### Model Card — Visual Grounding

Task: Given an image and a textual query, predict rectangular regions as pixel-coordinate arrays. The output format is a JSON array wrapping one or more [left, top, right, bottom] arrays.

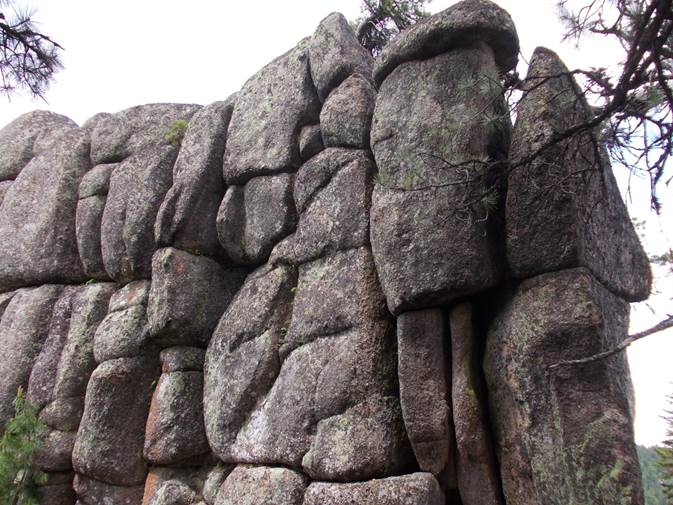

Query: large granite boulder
[[147, 247, 246, 347], [270, 149, 374, 265], [397, 309, 451, 476], [0, 129, 90, 289], [308, 12, 373, 101], [370, 47, 508, 315], [155, 97, 236, 258], [506, 47, 651, 302], [484, 268, 643, 505], [303, 473, 445, 505], [216, 174, 298, 265], [101, 146, 177, 282], [214, 465, 308, 505], [223, 38, 320, 184], [88, 103, 200, 165], [76, 163, 118, 280], [0, 110, 78, 181], [204, 264, 296, 460], [373, 0, 519, 84], [72, 355, 159, 486], [74, 474, 145, 505], [320, 74, 376, 149], [93, 280, 150, 363], [144, 370, 210, 465], [0, 285, 61, 427]]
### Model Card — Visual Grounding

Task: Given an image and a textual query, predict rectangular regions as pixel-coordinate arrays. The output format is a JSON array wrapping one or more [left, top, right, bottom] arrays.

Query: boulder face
[[0, 4, 651, 505]]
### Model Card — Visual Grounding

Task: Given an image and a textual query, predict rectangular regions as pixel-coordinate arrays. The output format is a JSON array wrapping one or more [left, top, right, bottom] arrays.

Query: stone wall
[[0, 1, 651, 504]]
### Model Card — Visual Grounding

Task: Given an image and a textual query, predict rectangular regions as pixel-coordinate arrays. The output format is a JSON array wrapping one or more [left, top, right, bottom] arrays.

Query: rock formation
[[0, 1, 650, 504]]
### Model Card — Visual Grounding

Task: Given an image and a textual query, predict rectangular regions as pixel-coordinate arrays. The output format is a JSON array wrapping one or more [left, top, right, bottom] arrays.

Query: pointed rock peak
[[309, 11, 374, 101], [373, 0, 519, 85]]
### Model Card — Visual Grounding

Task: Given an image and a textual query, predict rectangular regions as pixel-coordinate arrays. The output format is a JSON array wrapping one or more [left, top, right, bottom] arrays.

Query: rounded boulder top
[[373, 0, 519, 85]]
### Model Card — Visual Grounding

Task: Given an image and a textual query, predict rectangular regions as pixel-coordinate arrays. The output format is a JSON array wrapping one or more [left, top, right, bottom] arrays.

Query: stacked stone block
[[0, 1, 651, 504]]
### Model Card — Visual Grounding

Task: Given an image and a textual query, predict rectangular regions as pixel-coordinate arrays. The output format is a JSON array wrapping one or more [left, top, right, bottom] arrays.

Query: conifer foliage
[[0, 387, 47, 505], [657, 392, 673, 502]]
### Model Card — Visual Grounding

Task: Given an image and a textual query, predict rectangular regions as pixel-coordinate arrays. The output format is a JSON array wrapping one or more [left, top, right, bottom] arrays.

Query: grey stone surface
[[449, 302, 503, 505], [0, 129, 90, 290], [109, 280, 150, 312], [309, 12, 374, 101], [93, 303, 148, 363], [0, 110, 78, 181], [160, 346, 205, 373], [302, 396, 413, 481], [72, 356, 159, 486], [215, 465, 308, 505], [217, 173, 297, 265], [320, 74, 376, 149], [506, 47, 651, 302], [303, 473, 445, 505], [142, 466, 211, 505], [281, 247, 388, 356], [223, 38, 320, 184], [292, 148, 371, 214], [204, 264, 296, 460], [270, 150, 374, 265], [147, 247, 247, 347], [371, 183, 503, 316], [144, 371, 210, 465], [79, 163, 117, 198], [155, 98, 236, 258], [0, 180, 11, 205], [76, 196, 109, 280], [0, 290, 15, 318], [397, 308, 450, 476], [101, 146, 177, 282], [370, 47, 508, 315], [40, 397, 84, 432], [203, 465, 234, 505], [89, 103, 200, 165], [0, 285, 61, 428], [148, 480, 196, 505], [51, 283, 116, 400], [74, 474, 145, 505], [27, 287, 80, 411], [36, 482, 77, 505], [32, 429, 76, 472], [299, 124, 324, 161], [373, 0, 519, 84], [484, 268, 643, 505]]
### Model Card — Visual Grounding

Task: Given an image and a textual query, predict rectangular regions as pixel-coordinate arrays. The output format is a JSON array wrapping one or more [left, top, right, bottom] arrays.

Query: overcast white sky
[[1, 0, 671, 446]]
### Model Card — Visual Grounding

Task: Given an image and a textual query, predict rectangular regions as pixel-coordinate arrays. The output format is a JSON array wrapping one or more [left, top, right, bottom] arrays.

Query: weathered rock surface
[[142, 466, 211, 505], [73, 356, 159, 486], [36, 482, 77, 505], [89, 103, 200, 165], [302, 396, 413, 481], [217, 174, 297, 265], [32, 429, 76, 472], [101, 145, 177, 282], [270, 150, 374, 265], [144, 371, 210, 465], [203, 465, 234, 505], [51, 283, 117, 401], [27, 286, 80, 411], [0, 180, 12, 205], [484, 268, 644, 505], [0, 285, 61, 427], [506, 47, 651, 302], [0, 129, 90, 289], [309, 12, 374, 101], [40, 397, 84, 432], [155, 98, 236, 258], [204, 264, 295, 460], [397, 309, 450, 476], [79, 164, 116, 199], [0, 290, 15, 317], [303, 473, 445, 505], [160, 346, 205, 373], [223, 38, 320, 184], [148, 247, 246, 347], [370, 47, 507, 315], [76, 196, 109, 280], [94, 281, 150, 363], [373, 0, 519, 84], [215, 465, 308, 505], [320, 74, 376, 148], [299, 124, 324, 161], [0, 110, 78, 181], [74, 474, 145, 505], [449, 302, 503, 505], [148, 480, 196, 505]]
